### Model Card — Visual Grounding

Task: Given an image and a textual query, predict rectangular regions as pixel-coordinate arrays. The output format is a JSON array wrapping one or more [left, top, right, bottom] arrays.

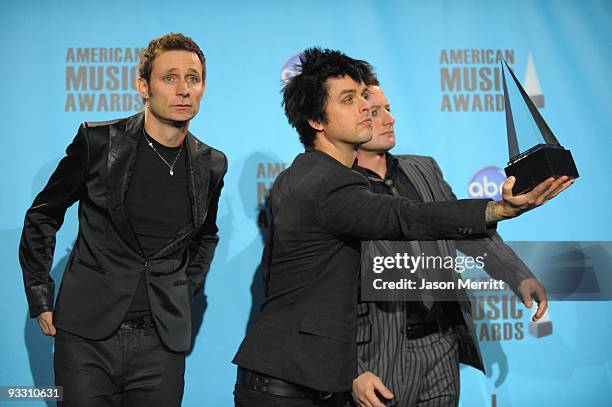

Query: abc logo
[[280, 53, 302, 83], [468, 167, 506, 201]]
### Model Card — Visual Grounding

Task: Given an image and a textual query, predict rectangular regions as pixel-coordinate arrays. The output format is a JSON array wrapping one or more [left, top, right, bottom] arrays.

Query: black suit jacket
[[355, 155, 534, 400], [233, 149, 496, 392], [19, 112, 227, 352]]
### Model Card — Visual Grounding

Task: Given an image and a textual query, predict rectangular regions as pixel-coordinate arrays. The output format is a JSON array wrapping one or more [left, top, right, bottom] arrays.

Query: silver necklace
[[144, 133, 184, 176]]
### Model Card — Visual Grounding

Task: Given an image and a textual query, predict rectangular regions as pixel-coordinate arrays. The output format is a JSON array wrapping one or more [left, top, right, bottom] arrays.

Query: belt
[[237, 368, 333, 401], [119, 316, 155, 330], [401, 319, 452, 340]]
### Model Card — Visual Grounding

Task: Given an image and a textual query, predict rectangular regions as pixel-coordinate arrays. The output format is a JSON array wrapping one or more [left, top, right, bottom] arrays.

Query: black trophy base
[[505, 144, 579, 195]]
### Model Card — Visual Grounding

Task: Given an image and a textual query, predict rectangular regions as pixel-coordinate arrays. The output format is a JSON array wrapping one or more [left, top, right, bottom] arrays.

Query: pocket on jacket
[[356, 302, 370, 317], [298, 314, 354, 344], [75, 259, 108, 275], [356, 322, 372, 344]]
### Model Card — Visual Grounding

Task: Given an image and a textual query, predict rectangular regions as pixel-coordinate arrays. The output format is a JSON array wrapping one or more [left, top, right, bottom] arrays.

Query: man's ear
[[307, 119, 324, 132], [136, 77, 150, 101]]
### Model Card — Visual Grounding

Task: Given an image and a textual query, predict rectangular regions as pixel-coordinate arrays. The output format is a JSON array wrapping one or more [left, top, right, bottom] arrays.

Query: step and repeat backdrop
[[1, 0, 610, 405]]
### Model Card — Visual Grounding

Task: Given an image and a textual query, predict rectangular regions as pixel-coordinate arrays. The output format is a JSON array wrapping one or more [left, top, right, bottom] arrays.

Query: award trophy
[[501, 60, 579, 195], [529, 310, 553, 339]]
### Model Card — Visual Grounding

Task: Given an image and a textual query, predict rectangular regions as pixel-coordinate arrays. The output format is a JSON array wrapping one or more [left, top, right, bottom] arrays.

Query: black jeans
[[54, 326, 185, 407]]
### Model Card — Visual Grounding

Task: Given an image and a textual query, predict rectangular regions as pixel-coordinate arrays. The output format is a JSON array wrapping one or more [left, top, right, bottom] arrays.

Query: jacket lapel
[[106, 113, 144, 255], [397, 155, 466, 292], [396, 156, 432, 202], [185, 133, 212, 227]]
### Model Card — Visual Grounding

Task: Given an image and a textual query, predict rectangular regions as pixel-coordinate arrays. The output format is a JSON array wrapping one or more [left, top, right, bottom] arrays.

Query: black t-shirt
[[123, 131, 192, 315]]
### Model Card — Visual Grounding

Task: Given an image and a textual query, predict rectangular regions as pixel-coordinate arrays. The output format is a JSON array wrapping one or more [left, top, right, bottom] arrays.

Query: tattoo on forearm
[[485, 201, 500, 224]]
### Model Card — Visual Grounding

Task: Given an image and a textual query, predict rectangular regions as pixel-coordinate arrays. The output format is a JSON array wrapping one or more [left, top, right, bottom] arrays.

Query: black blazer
[[355, 155, 534, 400], [19, 112, 227, 352], [233, 149, 496, 392]]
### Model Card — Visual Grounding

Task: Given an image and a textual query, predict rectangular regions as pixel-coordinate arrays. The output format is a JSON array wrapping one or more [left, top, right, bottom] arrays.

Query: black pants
[[54, 326, 185, 407]]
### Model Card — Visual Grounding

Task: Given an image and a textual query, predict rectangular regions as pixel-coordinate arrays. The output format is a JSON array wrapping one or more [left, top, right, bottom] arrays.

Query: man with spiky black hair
[[281, 48, 374, 148], [232, 47, 571, 406]]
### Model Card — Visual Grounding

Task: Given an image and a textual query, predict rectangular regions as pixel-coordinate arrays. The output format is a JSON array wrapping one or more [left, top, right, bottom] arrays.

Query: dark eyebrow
[[163, 67, 200, 75], [338, 89, 357, 97]]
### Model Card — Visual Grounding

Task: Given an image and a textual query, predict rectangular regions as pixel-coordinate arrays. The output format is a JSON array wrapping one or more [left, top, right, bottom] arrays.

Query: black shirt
[[354, 154, 461, 325], [124, 131, 192, 315]]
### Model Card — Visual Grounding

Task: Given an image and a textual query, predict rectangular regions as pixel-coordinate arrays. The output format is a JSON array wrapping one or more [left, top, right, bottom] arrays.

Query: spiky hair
[[282, 47, 374, 147]]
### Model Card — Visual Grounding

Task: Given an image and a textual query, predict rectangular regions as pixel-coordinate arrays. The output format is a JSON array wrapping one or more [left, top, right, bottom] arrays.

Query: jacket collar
[[394, 155, 433, 202]]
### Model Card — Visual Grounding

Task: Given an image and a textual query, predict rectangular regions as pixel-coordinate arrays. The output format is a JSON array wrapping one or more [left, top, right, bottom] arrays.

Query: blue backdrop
[[1, 0, 611, 405]]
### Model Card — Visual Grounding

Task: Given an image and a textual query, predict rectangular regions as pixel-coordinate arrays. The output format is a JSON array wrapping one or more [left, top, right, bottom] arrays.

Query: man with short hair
[[350, 78, 548, 407], [19, 33, 227, 407], [232, 48, 571, 406]]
